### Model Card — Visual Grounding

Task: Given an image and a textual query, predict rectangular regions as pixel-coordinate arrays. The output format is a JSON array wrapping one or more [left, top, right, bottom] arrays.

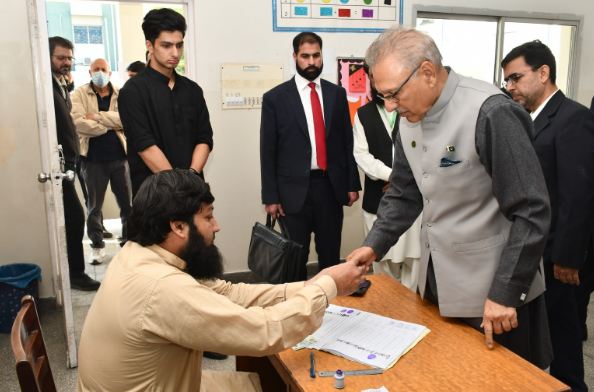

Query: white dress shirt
[[294, 73, 325, 169], [530, 89, 559, 120], [352, 104, 394, 181]]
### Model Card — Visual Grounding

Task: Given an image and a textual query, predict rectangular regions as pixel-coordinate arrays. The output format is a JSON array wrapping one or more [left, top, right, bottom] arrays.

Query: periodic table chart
[[273, 0, 403, 32]]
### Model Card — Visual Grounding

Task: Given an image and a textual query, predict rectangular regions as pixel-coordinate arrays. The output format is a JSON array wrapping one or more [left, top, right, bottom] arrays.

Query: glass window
[[416, 11, 578, 96], [417, 17, 497, 83], [88, 26, 103, 44], [502, 22, 575, 93], [73, 25, 88, 44]]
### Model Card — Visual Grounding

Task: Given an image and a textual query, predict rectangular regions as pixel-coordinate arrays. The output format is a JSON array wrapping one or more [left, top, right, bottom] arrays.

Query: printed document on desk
[[296, 304, 430, 369]]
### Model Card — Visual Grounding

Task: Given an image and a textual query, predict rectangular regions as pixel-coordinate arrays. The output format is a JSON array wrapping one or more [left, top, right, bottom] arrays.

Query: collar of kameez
[[147, 244, 187, 271]]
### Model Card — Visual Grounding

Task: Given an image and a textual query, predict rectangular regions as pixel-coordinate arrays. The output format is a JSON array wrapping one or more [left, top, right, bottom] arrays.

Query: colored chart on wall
[[273, 0, 403, 32], [337, 57, 371, 125]]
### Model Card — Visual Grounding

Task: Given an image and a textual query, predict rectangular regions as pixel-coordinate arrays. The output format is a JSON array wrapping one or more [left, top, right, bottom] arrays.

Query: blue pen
[[309, 351, 316, 378]]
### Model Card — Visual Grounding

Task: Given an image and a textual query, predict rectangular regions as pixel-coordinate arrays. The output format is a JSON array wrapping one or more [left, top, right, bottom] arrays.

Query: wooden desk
[[237, 274, 568, 391]]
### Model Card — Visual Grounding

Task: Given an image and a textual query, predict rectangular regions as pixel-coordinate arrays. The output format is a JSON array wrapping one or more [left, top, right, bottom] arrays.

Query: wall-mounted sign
[[221, 64, 284, 110]]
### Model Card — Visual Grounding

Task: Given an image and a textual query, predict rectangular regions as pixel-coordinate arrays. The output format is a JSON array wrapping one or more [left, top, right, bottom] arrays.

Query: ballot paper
[[295, 304, 430, 370]]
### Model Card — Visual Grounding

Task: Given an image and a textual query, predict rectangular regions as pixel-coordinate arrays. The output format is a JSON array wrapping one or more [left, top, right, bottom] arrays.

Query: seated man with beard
[[77, 169, 366, 392]]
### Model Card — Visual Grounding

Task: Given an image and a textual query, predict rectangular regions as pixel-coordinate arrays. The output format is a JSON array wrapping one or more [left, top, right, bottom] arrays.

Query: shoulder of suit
[[320, 78, 342, 91], [545, 91, 591, 119]]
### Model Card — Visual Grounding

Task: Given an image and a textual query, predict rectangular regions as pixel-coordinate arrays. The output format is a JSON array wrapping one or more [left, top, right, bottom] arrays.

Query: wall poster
[[337, 57, 371, 125], [273, 0, 403, 33]]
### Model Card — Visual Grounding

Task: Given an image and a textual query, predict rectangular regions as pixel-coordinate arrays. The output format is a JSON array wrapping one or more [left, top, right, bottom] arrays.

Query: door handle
[[37, 170, 75, 183]]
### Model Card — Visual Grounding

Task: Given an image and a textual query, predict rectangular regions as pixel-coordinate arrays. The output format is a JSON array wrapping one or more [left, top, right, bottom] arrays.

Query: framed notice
[[337, 57, 371, 125], [273, 0, 404, 33], [221, 64, 284, 110]]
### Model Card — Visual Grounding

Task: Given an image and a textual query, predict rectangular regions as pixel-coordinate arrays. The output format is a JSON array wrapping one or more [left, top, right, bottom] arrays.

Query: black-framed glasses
[[52, 55, 75, 62], [376, 63, 422, 103], [502, 72, 525, 88]]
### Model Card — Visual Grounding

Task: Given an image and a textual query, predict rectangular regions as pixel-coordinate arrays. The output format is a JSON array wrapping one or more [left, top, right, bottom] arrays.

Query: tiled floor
[[1, 219, 594, 390]]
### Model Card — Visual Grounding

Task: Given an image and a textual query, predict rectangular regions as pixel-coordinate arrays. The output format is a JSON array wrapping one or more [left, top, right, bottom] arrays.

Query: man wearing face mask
[[260, 32, 361, 281], [71, 58, 132, 264]]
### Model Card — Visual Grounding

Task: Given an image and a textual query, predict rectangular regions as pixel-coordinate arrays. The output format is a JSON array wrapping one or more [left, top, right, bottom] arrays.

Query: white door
[[28, 0, 78, 368]]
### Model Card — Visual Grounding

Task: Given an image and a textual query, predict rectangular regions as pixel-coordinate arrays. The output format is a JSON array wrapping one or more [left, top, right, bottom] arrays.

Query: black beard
[[296, 62, 323, 81], [180, 223, 224, 280]]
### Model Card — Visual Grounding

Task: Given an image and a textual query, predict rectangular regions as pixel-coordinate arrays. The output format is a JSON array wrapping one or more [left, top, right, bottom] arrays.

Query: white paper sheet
[[296, 304, 430, 369]]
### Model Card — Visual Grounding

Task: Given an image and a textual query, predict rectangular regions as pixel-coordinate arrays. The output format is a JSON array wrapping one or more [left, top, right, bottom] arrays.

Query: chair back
[[10, 295, 56, 392]]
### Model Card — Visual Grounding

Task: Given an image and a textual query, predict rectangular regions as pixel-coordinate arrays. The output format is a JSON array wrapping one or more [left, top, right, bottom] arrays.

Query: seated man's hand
[[311, 261, 368, 296], [346, 246, 377, 267], [265, 203, 285, 218], [480, 299, 518, 350]]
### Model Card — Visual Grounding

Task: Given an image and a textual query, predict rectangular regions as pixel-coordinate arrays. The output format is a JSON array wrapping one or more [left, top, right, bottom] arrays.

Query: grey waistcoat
[[399, 70, 545, 317]]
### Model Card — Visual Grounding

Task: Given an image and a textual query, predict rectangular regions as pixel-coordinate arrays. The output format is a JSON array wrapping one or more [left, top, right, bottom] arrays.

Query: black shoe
[[102, 229, 114, 239], [203, 351, 228, 360], [70, 273, 100, 291]]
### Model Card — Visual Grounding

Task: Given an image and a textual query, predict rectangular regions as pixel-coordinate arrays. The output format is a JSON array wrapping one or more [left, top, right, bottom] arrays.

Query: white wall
[[187, 0, 594, 273]]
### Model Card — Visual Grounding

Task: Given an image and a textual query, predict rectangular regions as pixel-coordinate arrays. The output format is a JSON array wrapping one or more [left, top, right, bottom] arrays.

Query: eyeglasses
[[502, 72, 525, 88], [53, 55, 75, 62], [376, 63, 422, 103]]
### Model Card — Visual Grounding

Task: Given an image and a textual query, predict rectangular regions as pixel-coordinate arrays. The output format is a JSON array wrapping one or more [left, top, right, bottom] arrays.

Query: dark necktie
[[308, 82, 327, 170]]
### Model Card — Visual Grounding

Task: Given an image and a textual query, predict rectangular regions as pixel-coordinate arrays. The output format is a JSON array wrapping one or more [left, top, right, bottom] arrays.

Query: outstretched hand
[[310, 259, 369, 296], [346, 246, 377, 267]]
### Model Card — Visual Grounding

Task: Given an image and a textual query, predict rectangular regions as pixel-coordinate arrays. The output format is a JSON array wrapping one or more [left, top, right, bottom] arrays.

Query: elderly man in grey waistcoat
[[348, 27, 553, 369]]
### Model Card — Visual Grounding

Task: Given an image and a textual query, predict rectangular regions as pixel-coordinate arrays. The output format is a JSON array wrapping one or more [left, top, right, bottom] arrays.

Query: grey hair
[[366, 26, 443, 72]]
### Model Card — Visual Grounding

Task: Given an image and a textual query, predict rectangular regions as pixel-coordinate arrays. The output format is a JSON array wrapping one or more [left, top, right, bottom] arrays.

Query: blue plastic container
[[0, 263, 42, 333]]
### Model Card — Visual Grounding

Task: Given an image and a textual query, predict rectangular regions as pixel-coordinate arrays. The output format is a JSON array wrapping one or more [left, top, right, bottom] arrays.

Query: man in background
[[348, 27, 552, 369], [77, 169, 367, 391], [502, 40, 594, 391], [49, 36, 100, 291], [71, 58, 132, 264], [126, 60, 146, 78], [352, 66, 421, 291], [119, 8, 213, 196], [260, 32, 361, 280]]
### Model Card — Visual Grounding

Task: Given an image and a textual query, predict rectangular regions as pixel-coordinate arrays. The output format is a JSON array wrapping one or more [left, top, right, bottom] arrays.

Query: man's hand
[[346, 246, 377, 267], [265, 203, 285, 218], [347, 191, 359, 207], [480, 299, 518, 349], [310, 260, 368, 296], [85, 112, 101, 121], [382, 182, 390, 193], [553, 264, 580, 285]]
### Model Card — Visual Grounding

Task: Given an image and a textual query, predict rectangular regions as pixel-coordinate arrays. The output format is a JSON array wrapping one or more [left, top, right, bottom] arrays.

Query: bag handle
[[266, 214, 292, 240]]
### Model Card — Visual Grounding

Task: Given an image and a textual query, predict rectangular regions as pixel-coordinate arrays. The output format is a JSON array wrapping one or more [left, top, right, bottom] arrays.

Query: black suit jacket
[[532, 90, 594, 268], [260, 77, 361, 214], [52, 77, 79, 169]]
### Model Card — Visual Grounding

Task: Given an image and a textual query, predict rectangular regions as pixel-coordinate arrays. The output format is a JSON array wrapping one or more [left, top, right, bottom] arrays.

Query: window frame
[[412, 6, 582, 98]]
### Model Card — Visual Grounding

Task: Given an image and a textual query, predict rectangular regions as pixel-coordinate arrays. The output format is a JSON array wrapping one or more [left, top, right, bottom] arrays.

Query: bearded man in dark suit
[[260, 32, 361, 281]]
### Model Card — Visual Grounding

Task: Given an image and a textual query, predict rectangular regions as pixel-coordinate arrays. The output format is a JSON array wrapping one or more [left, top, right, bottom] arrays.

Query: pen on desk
[[309, 351, 316, 378]]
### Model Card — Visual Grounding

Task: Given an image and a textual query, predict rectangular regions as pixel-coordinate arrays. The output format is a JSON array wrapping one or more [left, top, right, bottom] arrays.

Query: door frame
[[26, 0, 78, 368]]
